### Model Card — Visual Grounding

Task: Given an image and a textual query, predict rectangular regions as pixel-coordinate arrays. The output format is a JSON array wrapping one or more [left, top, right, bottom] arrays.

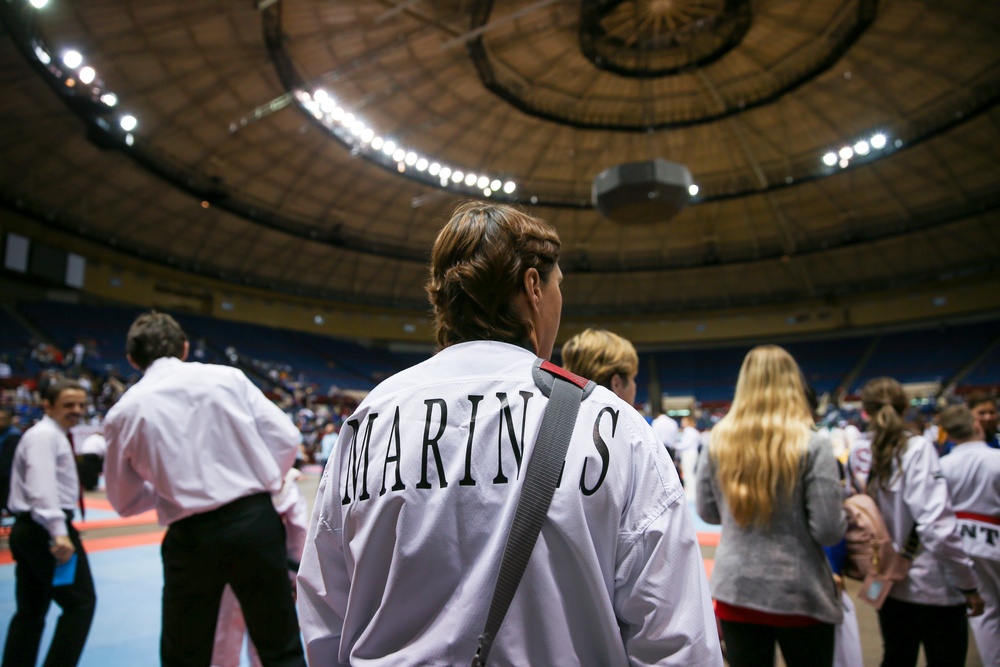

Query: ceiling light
[[854, 141, 870, 155], [838, 146, 853, 160], [490, 179, 501, 191], [100, 92, 118, 107], [483, 188, 492, 197], [361, 129, 374, 143], [428, 163, 441, 176], [688, 184, 699, 196], [452, 171, 464, 183], [78, 66, 96, 84], [120, 115, 137, 132], [503, 181, 515, 194], [331, 107, 345, 121], [382, 140, 395, 155], [475, 176, 488, 189], [342, 113, 355, 126], [34, 46, 51, 64], [371, 136, 384, 150], [392, 148, 405, 162], [404, 151, 417, 166], [870, 133, 887, 149], [439, 167, 451, 179], [124, 133, 134, 146], [350, 120, 364, 135], [822, 152, 838, 166], [464, 173, 477, 187], [839, 158, 849, 168], [320, 98, 336, 114], [62, 50, 83, 69], [415, 158, 428, 171], [313, 89, 329, 102], [29, 0, 49, 8]]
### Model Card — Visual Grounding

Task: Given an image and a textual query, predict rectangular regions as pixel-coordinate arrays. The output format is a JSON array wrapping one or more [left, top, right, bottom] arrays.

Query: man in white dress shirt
[[3, 379, 95, 667], [297, 202, 721, 666], [103, 312, 306, 667], [939, 404, 1000, 665]]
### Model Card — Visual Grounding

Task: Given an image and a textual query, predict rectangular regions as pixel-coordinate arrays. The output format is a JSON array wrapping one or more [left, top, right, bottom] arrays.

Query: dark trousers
[[2, 513, 96, 667], [160, 492, 306, 667], [877, 596, 968, 667], [720, 619, 835, 667]]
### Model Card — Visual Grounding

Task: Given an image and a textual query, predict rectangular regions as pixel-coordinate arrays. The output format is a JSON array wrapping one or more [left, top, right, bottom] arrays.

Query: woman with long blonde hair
[[696, 345, 845, 666], [849, 377, 983, 667]]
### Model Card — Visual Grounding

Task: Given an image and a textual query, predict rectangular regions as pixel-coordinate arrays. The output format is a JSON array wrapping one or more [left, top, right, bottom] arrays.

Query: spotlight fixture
[[838, 146, 853, 160], [854, 140, 870, 155], [688, 184, 700, 196], [78, 66, 96, 84], [62, 50, 83, 69], [100, 92, 118, 107], [870, 133, 887, 149], [120, 115, 137, 131], [822, 152, 838, 166]]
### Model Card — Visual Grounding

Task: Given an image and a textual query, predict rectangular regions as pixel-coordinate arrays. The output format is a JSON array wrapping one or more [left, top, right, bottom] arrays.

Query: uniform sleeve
[[22, 430, 70, 537], [103, 412, 157, 517], [296, 467, 351, 667], [695, 444, 721, 525], [902, 440, 979, 592], [614, 426, 723, 667], [803, 436, 847, 547], [242, 374, 300, 474]]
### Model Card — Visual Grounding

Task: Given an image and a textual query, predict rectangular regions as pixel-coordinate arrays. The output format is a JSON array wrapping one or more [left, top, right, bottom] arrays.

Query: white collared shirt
[[297, 341, 721, 667], [103, 356, 300, 526], [8, 415, 80, 537]]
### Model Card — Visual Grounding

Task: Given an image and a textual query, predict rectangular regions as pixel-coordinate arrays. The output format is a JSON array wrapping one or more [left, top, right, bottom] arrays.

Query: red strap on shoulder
[[539, 360, 590, 390]]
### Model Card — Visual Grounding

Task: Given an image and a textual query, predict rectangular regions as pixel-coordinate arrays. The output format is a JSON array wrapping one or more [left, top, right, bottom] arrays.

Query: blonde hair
[[560, 329, 638, 390], [860, 377, 909, 491], [710, 345, 813, 527]]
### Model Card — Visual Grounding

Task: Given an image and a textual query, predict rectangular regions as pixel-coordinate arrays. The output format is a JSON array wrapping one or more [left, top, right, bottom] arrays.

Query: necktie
[[67, 432, 86, 520]]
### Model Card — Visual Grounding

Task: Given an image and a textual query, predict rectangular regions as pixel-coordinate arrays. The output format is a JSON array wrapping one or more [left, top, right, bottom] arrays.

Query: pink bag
[[842, 493, 911, 582]]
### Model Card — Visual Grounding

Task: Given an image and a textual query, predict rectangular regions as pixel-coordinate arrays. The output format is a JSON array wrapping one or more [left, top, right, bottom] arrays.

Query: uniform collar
[[142, 355, 184, 377]]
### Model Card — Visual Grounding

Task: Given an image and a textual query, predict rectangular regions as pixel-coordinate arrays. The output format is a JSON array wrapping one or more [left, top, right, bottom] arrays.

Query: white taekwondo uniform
[[940, 441, 1000, 666], [297, 341, 721, 667], [848, 434, 979, 605]]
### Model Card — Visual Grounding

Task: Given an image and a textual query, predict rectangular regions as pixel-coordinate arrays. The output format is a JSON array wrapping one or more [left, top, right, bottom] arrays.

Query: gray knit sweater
[[696, 431, 847, 624]]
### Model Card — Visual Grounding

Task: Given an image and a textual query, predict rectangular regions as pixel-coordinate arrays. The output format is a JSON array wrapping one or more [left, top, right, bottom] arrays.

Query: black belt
[[15, 510, 75, 521]]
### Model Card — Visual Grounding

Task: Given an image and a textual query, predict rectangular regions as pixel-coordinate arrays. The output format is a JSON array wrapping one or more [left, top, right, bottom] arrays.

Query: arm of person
[[694, 444, 720, 525], [296, 469, 351, 667], [103, 416, 157, 517], [615, 430, 723, 667], [803, 434, 848, 547], [901, 438, 979, 593], [243, 375, 300, 474], [22, 430, 72, 539], [615, 484, 723, 666]]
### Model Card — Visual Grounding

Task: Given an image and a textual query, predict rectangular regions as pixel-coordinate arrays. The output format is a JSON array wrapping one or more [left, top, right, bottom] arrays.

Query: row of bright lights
[[300, 89, 516, 197], [28, 1, 137, 137], [822, 133, 888, 169]]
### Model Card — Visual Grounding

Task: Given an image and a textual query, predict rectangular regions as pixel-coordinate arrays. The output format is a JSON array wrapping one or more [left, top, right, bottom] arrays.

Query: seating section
[[852, 321, 1000, 390], [5, 301, 998, 404]]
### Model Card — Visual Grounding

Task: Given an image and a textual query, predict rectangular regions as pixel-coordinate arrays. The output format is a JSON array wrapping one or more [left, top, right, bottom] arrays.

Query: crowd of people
[[0, 201, 997, 666]]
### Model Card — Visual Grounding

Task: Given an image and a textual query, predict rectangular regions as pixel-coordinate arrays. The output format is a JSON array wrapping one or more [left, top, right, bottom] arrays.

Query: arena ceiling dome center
[[0, 0, 998, 320]]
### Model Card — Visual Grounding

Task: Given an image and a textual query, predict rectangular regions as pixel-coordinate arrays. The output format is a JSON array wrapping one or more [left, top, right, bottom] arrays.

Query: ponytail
[[861, 377, 910, 491]]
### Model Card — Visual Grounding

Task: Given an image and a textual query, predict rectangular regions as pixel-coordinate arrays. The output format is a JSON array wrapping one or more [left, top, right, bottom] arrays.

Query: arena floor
[[0, 469, 983, 666]]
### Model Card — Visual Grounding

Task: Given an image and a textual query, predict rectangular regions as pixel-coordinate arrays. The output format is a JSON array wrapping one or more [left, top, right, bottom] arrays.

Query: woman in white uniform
[[850, 377, 984, 667]]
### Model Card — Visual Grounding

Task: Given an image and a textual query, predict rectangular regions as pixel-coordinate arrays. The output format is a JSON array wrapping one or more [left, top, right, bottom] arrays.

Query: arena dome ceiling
[[0, 0, 998, 318]]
